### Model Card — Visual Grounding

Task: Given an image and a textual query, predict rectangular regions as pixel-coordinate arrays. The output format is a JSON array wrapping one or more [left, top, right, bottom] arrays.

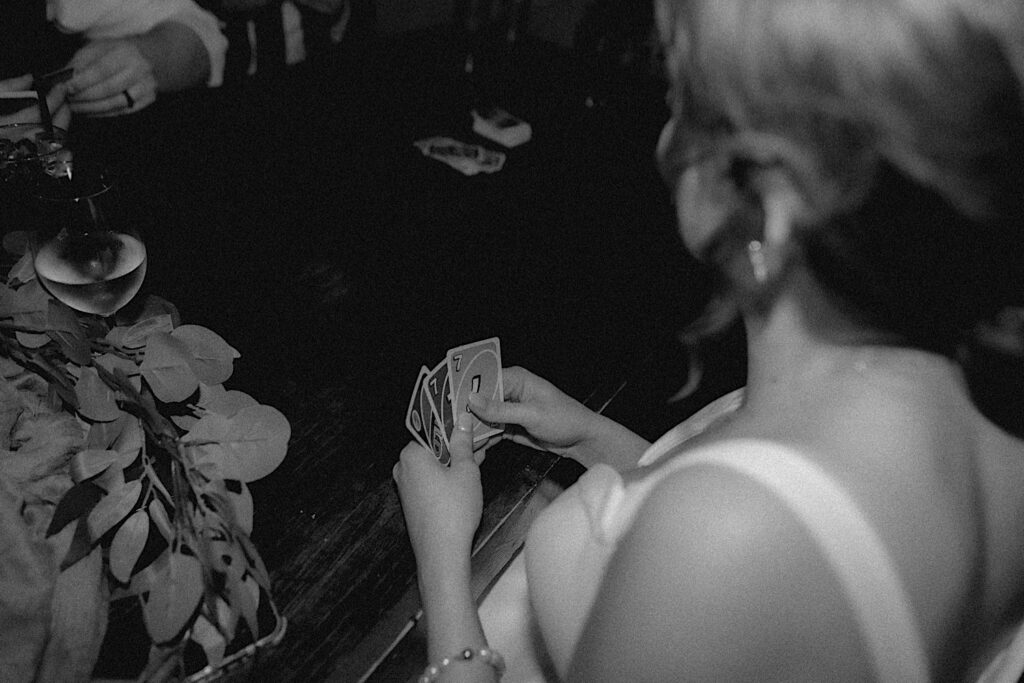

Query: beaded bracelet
[[418, 646, 506, 682]]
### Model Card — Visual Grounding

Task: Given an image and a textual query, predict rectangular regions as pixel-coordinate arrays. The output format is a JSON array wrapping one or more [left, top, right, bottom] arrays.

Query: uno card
[[405, 366, 432, 451], [471, 108, 532, 148], [426, 402, 451, 466], [425, 359, 455, 463], [446, 337, 503, 444]]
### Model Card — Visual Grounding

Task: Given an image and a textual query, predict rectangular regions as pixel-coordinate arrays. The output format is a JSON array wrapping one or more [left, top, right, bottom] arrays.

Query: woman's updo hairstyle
[[659, 0, 1024, 432]]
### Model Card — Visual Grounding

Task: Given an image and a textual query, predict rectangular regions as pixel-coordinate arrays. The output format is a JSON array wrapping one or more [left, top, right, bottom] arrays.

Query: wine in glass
[[31, 164, 147, 317]]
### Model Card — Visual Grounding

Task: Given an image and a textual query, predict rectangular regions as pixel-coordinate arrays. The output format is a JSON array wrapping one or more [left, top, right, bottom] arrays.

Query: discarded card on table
[[471, 107, 532, 148], [405, 337, 504, 464], [413, 136, 506, 176]]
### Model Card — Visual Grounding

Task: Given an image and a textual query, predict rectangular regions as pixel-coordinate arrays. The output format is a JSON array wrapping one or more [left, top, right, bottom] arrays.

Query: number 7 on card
[[446, 337, 504, 444]]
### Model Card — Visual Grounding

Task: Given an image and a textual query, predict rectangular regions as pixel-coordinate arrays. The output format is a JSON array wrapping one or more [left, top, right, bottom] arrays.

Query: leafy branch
[[0, 240, 290, 680]]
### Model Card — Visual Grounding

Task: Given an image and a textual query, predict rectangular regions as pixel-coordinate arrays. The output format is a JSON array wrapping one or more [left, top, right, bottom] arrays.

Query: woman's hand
[[394, 413, 483, 569], [469, 366, 651, 470], [66, 38, 158, 117], [468, 366, 600, 456], [0, 75, 71, 130]]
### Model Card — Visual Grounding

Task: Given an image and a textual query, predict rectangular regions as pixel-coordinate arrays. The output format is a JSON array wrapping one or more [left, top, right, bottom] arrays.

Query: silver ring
[[123, 90, 135, 109]]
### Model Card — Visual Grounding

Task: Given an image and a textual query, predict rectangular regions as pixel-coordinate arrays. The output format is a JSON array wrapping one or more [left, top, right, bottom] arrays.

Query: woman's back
[[682, 346, 1024, 680]]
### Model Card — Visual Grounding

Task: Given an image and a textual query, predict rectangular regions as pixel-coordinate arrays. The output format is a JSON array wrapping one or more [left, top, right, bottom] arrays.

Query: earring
[[747, 239, 768, 283]]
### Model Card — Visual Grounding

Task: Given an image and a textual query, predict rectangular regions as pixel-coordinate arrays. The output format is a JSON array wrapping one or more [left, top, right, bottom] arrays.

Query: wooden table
[[67, 26, 745, 682]]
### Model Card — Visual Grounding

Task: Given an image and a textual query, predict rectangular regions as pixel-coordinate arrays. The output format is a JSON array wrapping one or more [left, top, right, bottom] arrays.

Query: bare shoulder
[[568, 462, 872, 681]]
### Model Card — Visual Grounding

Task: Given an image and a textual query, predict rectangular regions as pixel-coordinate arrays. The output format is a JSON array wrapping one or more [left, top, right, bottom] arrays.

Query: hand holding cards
[[406, 337, 504, 465]]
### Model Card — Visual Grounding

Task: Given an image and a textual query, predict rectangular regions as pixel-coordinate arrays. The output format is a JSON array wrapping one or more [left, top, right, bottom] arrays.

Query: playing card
[[425, 359, 455, 464], [426, 403, 451, 466], [405, 366, 432, 451], [413, 136, 506, 175], [446, 337, 503, 444], [471, 108, 532, 148]]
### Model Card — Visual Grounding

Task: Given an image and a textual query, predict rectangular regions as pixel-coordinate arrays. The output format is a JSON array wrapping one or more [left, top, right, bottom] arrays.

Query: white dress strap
[[679, 442, 931, 683]]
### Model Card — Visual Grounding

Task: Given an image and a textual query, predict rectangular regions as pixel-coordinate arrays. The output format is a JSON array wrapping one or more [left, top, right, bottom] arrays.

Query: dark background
[[8, 2, 749, 679]]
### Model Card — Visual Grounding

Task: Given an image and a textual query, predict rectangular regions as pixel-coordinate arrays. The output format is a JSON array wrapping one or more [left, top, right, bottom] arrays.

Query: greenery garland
[[0, 231, 289, 681]]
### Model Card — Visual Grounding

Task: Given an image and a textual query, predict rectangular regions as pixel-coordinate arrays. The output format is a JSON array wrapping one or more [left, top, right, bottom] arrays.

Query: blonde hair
[[659, 0, 1024, 347]]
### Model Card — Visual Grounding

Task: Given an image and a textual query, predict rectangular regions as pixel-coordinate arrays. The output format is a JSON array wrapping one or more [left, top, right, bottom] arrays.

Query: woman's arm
[[567, 464, 866, 681], [468, 367, 651, 472], [394, 416, 503, 682]]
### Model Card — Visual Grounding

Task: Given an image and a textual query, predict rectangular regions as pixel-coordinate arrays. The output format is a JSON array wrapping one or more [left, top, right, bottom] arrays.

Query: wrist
[[417, 552, 471, 599], [135, 22, 210, 92], [567, 415, 649, 471]]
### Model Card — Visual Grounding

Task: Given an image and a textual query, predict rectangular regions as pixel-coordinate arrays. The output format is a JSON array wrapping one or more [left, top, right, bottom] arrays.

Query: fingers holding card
[[447, 338, 503, 445], [405, 337, 505, 466]]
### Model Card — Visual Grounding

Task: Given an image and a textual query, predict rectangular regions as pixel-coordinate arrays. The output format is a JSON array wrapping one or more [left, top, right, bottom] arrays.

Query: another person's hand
[[66, 38, 158, 117], [394, 413, 483, 568], [468, 366, 600, 456], [0, 75, 71, 130]]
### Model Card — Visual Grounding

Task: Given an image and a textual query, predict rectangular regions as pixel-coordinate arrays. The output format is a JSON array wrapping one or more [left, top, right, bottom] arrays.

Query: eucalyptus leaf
[[172, 325, 240, 386], [6, 252, 36, 285], [48, 330, 92, 366], [197, 522, 246, 586], [171, 414, 198, 431], [70, 449, 120, 483], [0, 281, 15, 309], [46, 300, 91, 365], [142, 550, 203, 644], [75, 367, 122, 422], [140, 332, 199, 403], [94, 352, 140, 385], [124, 295, 181, 329], [10, 279, 49, 327], [213, 596, 238, 643], [60, 517, 94, 570], [45, 298, 82, 334], [148, 498, 174, 541], [87, 479, 142, 541], [86, 414, 127, 449], [225, 572, 260, 641], [197, 384, 258, 418], [190, 614, 226, 667], [126, 547, 168, 598], [184, 405, 290, 483], [16, 330, 50, 348], [103, 326, 128, 347], [109, 509, 150, 583], [112, 416, 144, 467], [93, 464, 125, 494], [223, 481, 253, 535], [237, 532, 271, 591], [47, 481, 104, 537], [123, 314, 175, 349]]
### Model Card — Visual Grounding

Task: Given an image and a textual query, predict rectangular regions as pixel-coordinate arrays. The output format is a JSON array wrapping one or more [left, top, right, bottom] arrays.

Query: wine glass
[[30, 162, 147, 317]]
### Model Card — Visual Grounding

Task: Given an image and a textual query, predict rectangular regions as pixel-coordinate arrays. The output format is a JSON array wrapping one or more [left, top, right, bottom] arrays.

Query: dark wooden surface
[[49, 24, 746, 683]]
